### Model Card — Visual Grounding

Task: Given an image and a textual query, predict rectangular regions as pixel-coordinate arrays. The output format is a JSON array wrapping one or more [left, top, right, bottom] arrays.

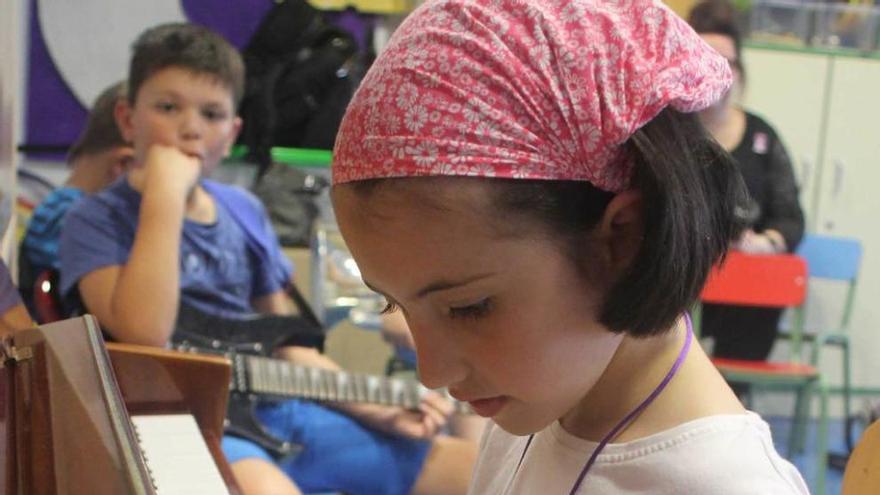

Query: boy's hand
[[348, 391, 453, 441], [128, 144, 202, 195], [275, 346, 453, 440]]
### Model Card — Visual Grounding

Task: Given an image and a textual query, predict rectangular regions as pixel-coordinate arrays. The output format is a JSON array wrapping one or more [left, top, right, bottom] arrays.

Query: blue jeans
[[222, 400, 431, 495]]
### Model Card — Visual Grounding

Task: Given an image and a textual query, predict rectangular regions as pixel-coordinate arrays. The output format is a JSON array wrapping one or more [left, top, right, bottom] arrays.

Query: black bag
[[237, 0, 360, 174], [252, 164, 329, 247]]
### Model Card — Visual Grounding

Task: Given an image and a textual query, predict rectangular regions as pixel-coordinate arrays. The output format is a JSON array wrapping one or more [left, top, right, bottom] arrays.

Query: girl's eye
[[380, 300, 399, 314], [449, 298, 492, 320]]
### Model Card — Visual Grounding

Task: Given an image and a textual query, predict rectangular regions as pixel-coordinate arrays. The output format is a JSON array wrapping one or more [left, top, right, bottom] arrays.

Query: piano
[[0, 316, 242, 494]]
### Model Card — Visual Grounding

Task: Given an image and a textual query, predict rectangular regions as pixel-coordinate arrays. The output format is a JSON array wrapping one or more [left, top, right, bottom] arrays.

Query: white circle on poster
[[37, 0, 186, 107]]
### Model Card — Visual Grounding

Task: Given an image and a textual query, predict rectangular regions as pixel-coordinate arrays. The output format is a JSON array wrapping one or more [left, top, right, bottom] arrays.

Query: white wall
[[0, 0, 26, 268]]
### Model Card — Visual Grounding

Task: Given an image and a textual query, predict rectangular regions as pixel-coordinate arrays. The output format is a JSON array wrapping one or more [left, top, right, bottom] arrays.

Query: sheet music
[[131, 414, 228, 495]]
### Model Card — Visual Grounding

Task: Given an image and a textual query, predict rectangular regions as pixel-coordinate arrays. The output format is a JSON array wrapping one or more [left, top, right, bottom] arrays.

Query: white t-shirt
[[468, 412, 809, 494]]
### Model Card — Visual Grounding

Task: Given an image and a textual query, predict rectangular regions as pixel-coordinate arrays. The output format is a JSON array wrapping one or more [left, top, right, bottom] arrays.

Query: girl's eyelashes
[[381, 300, 399, 314], [381, 298, 493, 320], [449, 298, 492, 320]]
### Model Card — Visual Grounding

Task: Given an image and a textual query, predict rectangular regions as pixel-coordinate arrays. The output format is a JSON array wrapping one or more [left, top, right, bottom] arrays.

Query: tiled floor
[[766, 416, 851, 495]]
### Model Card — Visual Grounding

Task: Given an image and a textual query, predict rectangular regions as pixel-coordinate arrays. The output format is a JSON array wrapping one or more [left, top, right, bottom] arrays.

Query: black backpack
[[237, 0, 361, 175]]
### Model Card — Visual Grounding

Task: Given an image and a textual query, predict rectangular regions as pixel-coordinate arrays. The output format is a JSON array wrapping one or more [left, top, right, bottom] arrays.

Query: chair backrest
[[796, 234, 862, 282], [701, 252, 808, 308], [842, 420, 880, 494], [796, 234, 862, 331]]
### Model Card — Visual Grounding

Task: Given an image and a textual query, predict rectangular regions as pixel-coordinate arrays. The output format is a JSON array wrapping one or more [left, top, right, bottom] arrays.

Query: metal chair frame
[[694, 251, 829, 494]]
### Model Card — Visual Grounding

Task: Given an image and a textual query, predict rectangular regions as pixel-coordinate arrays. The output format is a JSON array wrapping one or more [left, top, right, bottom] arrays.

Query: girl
[[331, 0, 810, 493]]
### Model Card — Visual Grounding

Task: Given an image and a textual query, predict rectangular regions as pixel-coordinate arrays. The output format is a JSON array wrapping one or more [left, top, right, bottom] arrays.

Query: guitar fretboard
[[236, 355, 470, 414]]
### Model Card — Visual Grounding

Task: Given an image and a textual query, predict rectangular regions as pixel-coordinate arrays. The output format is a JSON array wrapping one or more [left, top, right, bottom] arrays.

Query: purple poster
[[25, 0, 274, 153]]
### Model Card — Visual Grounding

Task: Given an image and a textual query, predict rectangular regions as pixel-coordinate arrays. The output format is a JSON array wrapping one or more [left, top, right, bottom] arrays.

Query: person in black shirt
[[689, 0, 806, 367]]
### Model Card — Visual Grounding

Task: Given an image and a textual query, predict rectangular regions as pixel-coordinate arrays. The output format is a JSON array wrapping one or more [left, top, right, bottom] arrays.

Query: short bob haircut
[[347, 108, 748, 337], [127, 23, 245, 107]]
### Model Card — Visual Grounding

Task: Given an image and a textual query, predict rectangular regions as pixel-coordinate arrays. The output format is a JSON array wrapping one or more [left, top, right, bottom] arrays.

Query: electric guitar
[[173, 301, 469, 459]]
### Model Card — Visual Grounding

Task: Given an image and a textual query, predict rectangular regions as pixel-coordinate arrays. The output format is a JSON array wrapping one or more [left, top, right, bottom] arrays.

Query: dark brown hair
[[128, 23, 245, 106], [68, 81, 128, 163], [347, 109, 748, 337]]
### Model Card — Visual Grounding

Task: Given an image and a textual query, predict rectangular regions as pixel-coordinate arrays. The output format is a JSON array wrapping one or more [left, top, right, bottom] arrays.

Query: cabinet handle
[[832, 160, 845, 200], [800, 156, 812, 190]]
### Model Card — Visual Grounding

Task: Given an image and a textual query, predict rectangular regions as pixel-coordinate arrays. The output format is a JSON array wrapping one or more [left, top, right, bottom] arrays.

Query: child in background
[[59, 22, 474, 495], [331, 0, 809, 493], [19, 81, 133, 315], [690, 0, 806, 368]]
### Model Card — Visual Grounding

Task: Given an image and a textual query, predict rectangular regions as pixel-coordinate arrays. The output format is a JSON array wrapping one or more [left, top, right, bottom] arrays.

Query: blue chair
[[793, 234, 863, 458]]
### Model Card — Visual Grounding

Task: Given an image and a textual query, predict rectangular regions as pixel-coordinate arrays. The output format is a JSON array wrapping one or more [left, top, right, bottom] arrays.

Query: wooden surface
[[106, 342, 241, 495], [842, 420, 880, 494]]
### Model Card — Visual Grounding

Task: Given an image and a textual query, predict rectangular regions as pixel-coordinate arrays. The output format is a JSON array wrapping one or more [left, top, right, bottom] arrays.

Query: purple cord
[[510, 313, 694, 495]]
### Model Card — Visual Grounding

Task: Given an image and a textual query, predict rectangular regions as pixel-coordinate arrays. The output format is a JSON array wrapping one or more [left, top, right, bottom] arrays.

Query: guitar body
[[174, 303, 325, 355], [172, 302, 325, 458], [224, 393, 302, 459]]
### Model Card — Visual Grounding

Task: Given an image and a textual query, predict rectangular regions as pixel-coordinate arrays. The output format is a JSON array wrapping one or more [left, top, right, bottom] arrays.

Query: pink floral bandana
[[332, 0, 732, 192]]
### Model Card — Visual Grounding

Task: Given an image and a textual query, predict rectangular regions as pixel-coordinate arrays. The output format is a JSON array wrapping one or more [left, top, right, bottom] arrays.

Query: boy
[[59, 23, 475, 495], [19, 81, 133, 315]]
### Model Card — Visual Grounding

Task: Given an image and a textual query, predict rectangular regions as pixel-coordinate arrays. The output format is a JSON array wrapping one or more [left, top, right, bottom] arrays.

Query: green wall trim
[[229, 146, 332, 168], [745, 40, 880, 61], [754, 383, 880, 397]]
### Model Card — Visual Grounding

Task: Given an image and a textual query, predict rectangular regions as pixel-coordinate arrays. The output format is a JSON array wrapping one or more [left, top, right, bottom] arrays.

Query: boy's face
[[116, 66, 241, 175]]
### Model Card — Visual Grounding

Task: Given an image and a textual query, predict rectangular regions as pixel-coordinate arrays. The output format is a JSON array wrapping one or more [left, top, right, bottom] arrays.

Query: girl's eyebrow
[[364, 273, 495, 300]]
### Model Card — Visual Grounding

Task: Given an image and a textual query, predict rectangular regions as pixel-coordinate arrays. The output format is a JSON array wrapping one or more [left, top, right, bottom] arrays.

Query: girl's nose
[[409, 318, 468, 390]]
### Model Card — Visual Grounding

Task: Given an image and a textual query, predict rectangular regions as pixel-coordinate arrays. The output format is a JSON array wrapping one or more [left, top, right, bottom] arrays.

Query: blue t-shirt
[[59, 178, 292, 318], [0, 260, 23, 315], [22, 187, 85, 274]]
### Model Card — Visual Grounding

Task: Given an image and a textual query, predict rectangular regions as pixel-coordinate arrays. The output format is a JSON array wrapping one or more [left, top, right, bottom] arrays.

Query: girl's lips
[[467, 396, 509, 418]]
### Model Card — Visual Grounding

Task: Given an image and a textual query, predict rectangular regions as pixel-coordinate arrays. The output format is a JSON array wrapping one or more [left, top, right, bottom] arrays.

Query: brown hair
[[128, 23, 245, 106], [68, 81, 128, 163], [348, 109, 748, 336]]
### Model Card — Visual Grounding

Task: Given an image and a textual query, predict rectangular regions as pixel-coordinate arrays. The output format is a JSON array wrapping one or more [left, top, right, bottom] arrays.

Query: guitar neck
[[237, 355, 470, 414]]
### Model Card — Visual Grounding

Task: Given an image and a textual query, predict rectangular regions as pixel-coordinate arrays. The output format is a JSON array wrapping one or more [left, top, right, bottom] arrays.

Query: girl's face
[[333, 180, 624, 435]]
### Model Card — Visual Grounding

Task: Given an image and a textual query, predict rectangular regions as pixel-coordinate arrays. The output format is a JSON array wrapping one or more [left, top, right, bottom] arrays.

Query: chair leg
[[813, 382, 829, 495], [789, 383, 811, 456], [841, 340, 853, 451]]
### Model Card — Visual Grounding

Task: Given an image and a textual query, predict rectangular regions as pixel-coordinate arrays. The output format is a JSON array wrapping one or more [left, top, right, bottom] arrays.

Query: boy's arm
[[1, 304, 34, 335], [252, 290, 295, 315], [0, 260, 33, 334], [78, 146, 200, 347]]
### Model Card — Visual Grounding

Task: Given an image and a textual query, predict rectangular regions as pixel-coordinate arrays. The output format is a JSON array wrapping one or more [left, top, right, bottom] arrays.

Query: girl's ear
[[595, 190, 645, 275], [114, 99, 135, 143]]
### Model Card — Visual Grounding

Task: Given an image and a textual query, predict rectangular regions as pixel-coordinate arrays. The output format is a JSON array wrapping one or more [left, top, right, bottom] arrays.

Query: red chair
[[32, 270, 64, 324], [696, 252, 828, 493]]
